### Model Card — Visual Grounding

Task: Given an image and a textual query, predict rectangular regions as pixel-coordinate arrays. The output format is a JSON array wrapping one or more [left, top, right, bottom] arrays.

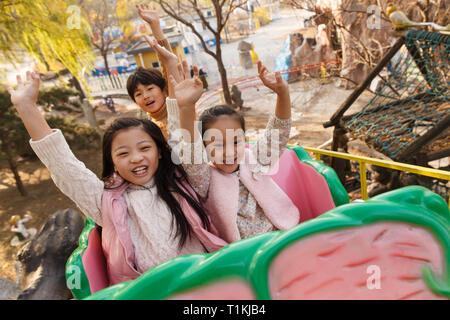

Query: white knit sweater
[[30, 129, 206, 274]]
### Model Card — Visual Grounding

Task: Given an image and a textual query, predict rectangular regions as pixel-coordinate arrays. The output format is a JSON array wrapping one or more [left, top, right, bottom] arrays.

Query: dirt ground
[[0, 78, 371, 282]]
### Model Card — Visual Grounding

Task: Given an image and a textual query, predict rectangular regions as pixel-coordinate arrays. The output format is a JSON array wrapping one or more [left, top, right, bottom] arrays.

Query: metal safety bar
[[300, 146, 450, 208]]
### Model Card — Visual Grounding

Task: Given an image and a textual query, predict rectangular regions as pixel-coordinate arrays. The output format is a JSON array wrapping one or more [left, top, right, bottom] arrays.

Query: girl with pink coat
[[165, 61, 301, 243], [6, 71, 226, 286]]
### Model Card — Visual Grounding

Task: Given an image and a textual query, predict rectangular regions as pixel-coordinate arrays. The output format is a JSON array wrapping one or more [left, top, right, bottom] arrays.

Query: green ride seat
[[66, 145, 349, 299]]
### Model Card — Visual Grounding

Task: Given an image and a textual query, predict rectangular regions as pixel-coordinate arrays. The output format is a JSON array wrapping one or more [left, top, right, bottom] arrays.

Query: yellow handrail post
[[315, 153, 321, 161], [298, 146, 450, 208], [359, 161, 368, 200]]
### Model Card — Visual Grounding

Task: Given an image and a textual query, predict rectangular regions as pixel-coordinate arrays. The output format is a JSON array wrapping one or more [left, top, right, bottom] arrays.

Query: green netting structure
[[342, 30, 449, 162]]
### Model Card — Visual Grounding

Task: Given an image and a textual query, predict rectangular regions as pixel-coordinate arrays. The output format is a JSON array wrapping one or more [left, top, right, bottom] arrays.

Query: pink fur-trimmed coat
[[202, 149, 301, 243], [101, 179, 227, 285]]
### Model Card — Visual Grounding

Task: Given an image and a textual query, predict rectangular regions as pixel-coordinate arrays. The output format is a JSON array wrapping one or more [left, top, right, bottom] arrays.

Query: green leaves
[[0, 0, 95, 88], [0, 89, 33, 161]]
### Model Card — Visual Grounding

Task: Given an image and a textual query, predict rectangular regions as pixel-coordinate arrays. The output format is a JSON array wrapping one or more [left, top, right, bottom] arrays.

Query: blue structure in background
[[275, 34, 291, 82], [183, 38, 219, 54], [90, 51, 137, 77], [90, 63, 137, 77]]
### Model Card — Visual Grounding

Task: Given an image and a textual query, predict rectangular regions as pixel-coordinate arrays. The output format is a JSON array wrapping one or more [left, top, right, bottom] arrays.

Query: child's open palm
[[6, 70, 40, 107], [258, 61, 288, 95], [136, 4, 160, 27], [169, 64, 203, 108]]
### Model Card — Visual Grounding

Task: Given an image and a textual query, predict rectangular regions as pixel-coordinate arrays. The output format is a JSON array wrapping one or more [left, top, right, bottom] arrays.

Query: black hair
[[126, 67, 166, 102], [102, 117, 210, 248], [198, 104, 246, 136]]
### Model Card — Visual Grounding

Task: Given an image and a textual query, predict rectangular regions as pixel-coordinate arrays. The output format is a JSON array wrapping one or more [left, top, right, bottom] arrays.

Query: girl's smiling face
[[203, 115, 245, 174], [111, 126, 161, 185], [133, 82, 167, 114]]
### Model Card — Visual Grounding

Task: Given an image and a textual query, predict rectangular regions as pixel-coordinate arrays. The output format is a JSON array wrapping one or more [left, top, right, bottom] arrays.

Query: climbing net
[[343, 30, 449, 162]]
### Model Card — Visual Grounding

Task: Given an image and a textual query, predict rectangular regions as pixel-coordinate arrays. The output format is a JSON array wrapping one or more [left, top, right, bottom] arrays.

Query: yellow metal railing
[[301, 146, 450, 208]]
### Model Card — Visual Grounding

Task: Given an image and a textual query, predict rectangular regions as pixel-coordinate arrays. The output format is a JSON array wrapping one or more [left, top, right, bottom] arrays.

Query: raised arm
[[137, 4, 173, 80], [142, 38, 199, 148], [168, 66, 204, 141], [6, 71, 104, 225], [253, 61, 292, 172], [137, 4, 166, 42], [257, 60, 291, 120], [6, 71, 52, 141], [167, 65, 211, 198], [143, 35, 180, 98]]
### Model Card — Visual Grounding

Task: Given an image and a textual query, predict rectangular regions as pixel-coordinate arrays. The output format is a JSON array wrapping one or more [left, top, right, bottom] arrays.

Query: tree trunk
[[102, 51, 112, 77], [102, 50, 115, 91], [81, 98, 98, 129], [8, 158, 27, 197], [215, 38, 232, 105], [70, 76, 87, 100]]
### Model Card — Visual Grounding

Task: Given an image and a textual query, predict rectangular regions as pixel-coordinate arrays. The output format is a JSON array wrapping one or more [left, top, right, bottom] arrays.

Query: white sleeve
[[166, 97, 182, 149], [252, 114, 292, 176], [165, 97, 210, 198], [30, 129, 104, 226]]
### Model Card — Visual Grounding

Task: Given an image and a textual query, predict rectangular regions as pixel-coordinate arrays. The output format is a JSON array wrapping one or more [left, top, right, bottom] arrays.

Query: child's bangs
[[127, 67, 166, 98]]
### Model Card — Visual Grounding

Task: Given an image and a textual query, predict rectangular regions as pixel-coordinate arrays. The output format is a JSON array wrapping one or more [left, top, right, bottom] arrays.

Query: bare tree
[[78, 0, 120, 78], [286, 0, 448, 87], [157, 0, 247, 105]]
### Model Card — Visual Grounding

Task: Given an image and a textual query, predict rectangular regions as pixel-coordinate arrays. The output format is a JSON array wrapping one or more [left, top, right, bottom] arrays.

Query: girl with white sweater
[[6, 71, 225, 286]]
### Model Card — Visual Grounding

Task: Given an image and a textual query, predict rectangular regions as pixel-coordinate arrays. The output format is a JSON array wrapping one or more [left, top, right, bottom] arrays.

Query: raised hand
[[168, 62, 203, 109], [5, 70, 52, 140], [144, 35, 178, 67], [136, 4, 160, 27], [258, 60, 291, 119], [6, 70, 40, 108], [257, 61, 288, 95]]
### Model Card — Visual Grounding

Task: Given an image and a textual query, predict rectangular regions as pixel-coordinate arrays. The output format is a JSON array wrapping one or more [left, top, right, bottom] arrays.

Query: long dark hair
[[198, 104, 246, 136], [102, 117, 210, 248]]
